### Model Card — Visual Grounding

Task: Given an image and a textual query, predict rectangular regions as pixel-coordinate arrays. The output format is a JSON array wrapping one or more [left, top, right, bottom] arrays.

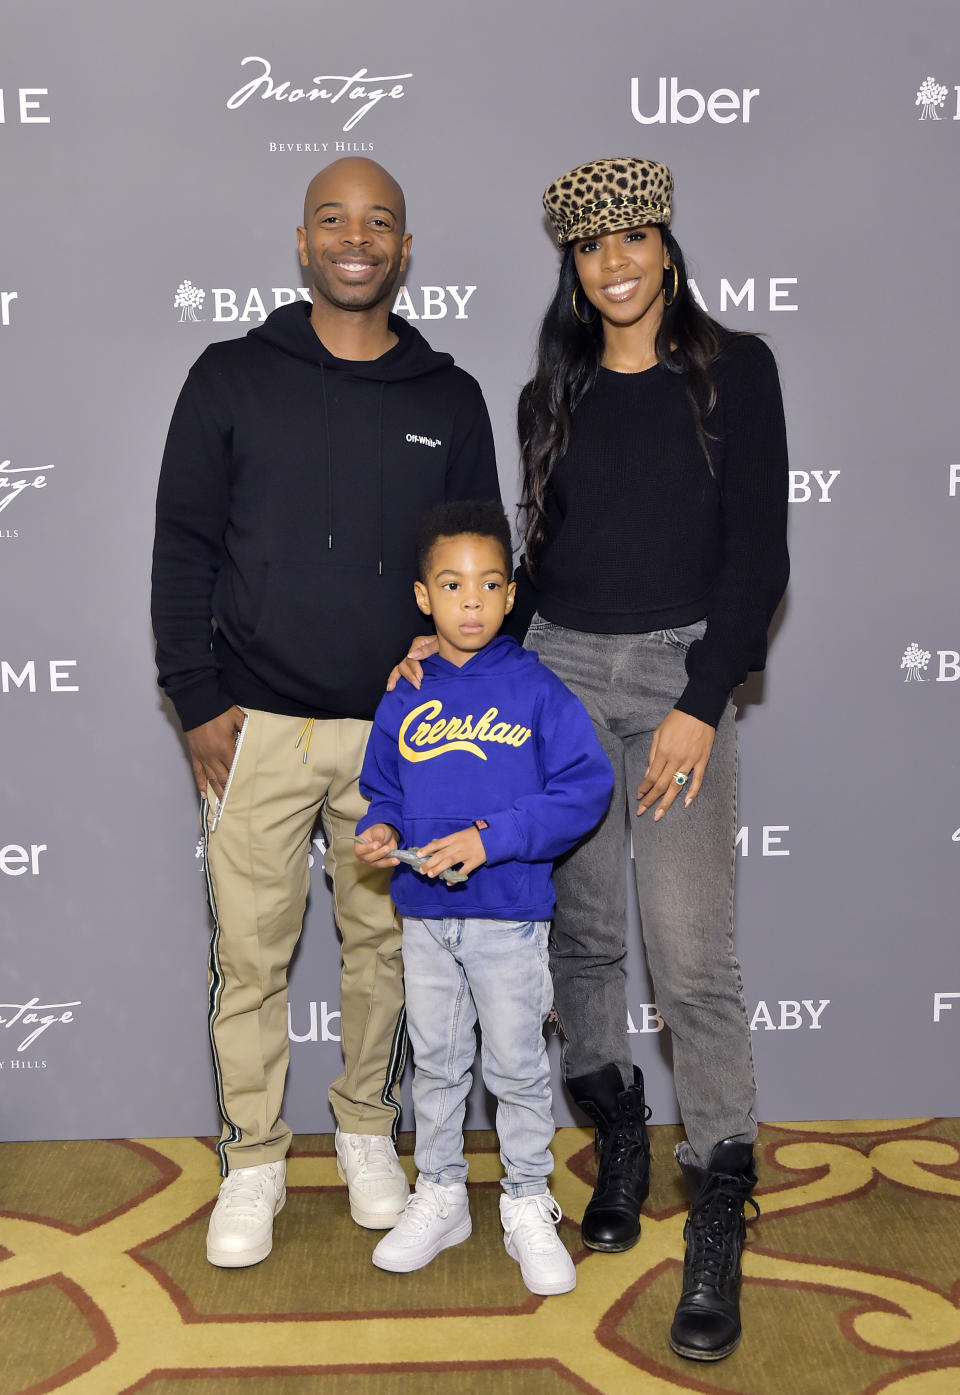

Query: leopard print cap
[[543, 157, 673, 245]]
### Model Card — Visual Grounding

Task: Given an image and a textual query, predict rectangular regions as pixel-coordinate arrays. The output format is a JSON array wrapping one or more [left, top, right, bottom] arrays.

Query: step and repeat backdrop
[[3, 0, 958, 1142]]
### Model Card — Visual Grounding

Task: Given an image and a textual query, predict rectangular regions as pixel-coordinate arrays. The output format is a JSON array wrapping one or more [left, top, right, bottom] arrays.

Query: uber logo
[[0, 88, 51, 123], [1, 660, 78, 693], [631, 77, 758, 125], [788, 471, 840, 503], [288, 1000, 341, 1042], [1, 843, 47, 876]]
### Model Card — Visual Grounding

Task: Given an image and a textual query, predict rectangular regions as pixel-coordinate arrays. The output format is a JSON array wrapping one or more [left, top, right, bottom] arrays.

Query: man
[[151, 158, 499, 1267]]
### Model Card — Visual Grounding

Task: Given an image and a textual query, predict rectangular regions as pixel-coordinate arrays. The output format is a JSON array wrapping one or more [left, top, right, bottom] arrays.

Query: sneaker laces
[[398, 1185, 453, 1234], [218, 1166, 276, 1216], [348, 1134, 398, 1179], [505, 1194, 563, 1252], [686, 1173, 760, 1285]]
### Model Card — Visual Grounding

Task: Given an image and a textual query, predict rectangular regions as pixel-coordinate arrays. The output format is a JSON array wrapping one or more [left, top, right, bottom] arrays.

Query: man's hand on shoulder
[[185, 706, 246, 800], [386, 634, 437, 692]]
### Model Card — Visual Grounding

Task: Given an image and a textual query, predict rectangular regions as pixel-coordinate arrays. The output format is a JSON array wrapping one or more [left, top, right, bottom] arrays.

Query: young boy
[[354, 499, 613, 1295]]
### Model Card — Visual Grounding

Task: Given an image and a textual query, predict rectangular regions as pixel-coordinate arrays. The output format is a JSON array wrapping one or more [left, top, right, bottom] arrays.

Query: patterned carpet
[[3, 1119, 960, 1395]]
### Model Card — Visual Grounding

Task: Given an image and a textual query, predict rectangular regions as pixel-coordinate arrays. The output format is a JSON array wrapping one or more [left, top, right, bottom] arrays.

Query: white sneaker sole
[[372, 1213, 473, 1272], [337, 1160, 409, 1229], [206, 1190, 286, 1268]]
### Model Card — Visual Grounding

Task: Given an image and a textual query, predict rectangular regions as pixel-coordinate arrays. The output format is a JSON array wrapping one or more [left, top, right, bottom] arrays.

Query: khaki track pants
[[203, 708, 405, 1174]]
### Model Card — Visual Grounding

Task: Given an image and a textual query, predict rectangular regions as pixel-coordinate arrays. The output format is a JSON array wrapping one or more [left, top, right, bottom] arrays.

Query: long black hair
[[519, 228, 727, 567]]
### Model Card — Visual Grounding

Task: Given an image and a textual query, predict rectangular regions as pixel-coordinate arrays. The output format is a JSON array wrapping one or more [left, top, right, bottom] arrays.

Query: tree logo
[[901, 642, 932, 681], [174, 279, 206, 322], [916, 76, 948, 120]]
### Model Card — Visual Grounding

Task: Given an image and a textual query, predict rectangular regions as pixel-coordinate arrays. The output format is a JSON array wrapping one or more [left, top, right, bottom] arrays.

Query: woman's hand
[[385, 634, 438, 692], [637, 710, 716, 821], [354, 825, 400, 867], [416, 827, 487, 878]]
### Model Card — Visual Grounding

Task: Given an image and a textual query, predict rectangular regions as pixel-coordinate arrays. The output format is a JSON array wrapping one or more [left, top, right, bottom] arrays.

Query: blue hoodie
[[357, 635, 613, 920]]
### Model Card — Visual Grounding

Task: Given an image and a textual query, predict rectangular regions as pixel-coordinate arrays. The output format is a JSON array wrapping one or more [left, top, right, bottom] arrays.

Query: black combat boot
[[669, 1139, 759, 1361], [566, 1063, 651, 1251]]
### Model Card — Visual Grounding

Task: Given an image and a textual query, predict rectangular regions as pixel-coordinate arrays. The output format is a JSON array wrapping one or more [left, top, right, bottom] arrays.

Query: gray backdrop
[[3, 0, 958, 1142]]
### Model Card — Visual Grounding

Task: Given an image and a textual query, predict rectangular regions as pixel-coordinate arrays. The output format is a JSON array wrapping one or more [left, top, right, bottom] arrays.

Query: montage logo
[[0, 457, 54, 538], [0, 996, 80, 1057], [226, 57, 411, 133]]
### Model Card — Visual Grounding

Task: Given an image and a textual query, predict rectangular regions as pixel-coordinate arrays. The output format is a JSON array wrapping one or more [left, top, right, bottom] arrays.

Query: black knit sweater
[[514, 334, 789, 727]]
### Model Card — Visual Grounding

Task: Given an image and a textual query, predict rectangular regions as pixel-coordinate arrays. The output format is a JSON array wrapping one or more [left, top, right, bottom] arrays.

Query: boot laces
[[686, 1173, 760, 1284], [597, 1098, 651, 1190]]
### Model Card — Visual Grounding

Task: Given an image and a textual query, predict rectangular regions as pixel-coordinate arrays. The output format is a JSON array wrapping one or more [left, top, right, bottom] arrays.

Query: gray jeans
[[525, 616, 757, 1164]]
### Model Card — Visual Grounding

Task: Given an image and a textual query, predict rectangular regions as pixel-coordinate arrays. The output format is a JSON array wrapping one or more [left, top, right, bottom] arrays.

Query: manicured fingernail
[[654, 809, 664, 822], [685, 796, 692, 807]]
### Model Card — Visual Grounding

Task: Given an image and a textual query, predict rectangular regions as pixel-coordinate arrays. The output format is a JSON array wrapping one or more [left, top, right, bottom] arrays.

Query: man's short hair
[[416, 499, 513, 579]]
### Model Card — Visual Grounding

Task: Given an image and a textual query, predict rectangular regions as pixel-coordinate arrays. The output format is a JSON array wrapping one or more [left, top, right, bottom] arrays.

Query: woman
[[514, 156, 788, 1362]]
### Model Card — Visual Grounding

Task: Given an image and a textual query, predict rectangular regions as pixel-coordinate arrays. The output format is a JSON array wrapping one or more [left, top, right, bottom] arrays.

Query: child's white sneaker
[[372, 1176, 471, 1272], [500, 1191, 576, 1295]]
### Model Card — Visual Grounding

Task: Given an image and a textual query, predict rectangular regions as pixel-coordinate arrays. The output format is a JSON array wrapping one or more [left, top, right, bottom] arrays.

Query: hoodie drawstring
[[320, 363, 333, 551], [295, 718, 314, 764], [377, 381, 385, 577], [320, 364, 385, 577]]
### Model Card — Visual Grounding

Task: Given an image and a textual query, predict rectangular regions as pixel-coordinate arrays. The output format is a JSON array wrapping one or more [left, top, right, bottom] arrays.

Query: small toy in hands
[[355, 836, 469, 885]]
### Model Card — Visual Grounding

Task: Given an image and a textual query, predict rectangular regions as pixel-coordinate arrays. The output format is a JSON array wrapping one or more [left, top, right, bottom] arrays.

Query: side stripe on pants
[[200, 796, 241, 1176]]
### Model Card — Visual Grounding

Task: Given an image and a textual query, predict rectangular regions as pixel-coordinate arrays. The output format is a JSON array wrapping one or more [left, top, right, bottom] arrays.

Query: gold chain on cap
[[558, 193, 671, 241]]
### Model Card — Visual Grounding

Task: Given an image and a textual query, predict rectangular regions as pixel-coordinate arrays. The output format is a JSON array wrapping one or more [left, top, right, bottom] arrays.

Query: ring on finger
[[673, 770, 689, 788]]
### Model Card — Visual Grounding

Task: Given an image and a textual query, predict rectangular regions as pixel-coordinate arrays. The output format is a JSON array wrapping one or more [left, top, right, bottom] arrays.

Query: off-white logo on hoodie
[[405, 433, 441, 449]]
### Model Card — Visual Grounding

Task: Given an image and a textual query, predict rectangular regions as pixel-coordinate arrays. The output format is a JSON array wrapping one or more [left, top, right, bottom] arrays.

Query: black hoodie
[[151, 302, 499, 729]]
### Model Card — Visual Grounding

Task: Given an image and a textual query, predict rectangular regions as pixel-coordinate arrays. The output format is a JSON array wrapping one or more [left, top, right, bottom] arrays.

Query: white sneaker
[[335, 1129, 409, 1229], [372, 1176, 472, 1272], [500, 1192, 576, 1295], [205, 1160, 286, 1268]]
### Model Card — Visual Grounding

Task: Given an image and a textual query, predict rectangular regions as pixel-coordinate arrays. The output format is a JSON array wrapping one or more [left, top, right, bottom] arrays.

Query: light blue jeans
[[401, 915, 555, 1197], [524, 616, 757, 1165]]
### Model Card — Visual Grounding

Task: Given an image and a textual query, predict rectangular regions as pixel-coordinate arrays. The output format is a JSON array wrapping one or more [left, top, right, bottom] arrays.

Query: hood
[[249, 300, 454, 380], [421, 636, 540, 680]]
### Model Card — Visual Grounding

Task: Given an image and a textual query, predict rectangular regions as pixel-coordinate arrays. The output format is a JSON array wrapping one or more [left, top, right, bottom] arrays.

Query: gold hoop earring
[[662, 263, 679, 307], [572, 284, 596, 324]]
